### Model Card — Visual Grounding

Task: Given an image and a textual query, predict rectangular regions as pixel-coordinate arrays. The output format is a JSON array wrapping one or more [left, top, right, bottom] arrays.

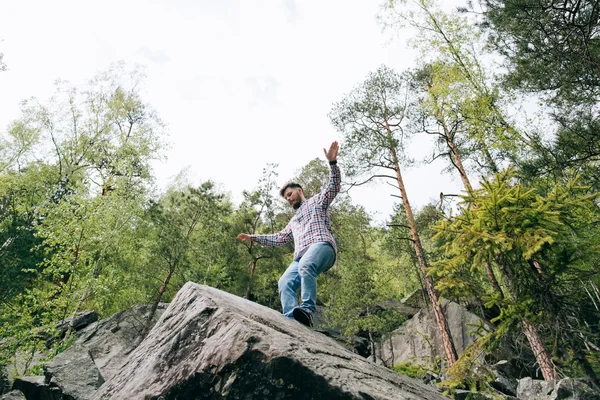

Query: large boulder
[[43, 344, 104, 400], [59, 303, 168, 382], [550, 378, 600, 400], [41, 303, 168, 399], [516, 377, 600, 400], [11, 376, 61, 400], [92, 282, 449, 400], [378, 300, 492, 368]]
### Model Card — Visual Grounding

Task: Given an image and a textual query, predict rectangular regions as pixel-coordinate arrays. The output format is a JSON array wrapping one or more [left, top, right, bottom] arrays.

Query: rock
[[402, 290, 429, 309], [489, 366, 517, 396], [71, 303, 168, 382], [44, 344, 104, 400], [32, 302, 168, 400], [92, 282, 448, 400], [516, 377, 600, 400], [56, 311, 99, 337], [516, 377, 555, 399], [0, 390, 26, 400], [422, 371, 440, 385], [378, 299, 492, 368], [379, 299, 420, 318], [0, 369, 9, 394], [11, 376, 61, 400], [550, 378, 600, 400]]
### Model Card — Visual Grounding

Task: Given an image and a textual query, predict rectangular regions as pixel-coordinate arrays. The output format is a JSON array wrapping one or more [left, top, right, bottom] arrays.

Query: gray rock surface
[[517, 377, 555, 399], [550, 378, 600, 400], [56, 311, 99, 337], [378, 300, 492, 368], [44, 344, 104, 400], [69, 303, 167, 382], [0, 390, 26, 400], [12, 376, 61, 400], [490, 366, 518, 397], [92, 282, 450, 400], [23, 303, 168, 400]]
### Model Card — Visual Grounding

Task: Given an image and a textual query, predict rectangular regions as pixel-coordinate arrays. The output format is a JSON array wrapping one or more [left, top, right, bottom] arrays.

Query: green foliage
[[441, 336, 496, 394], [324, 203, 406, 345], [433, 167, 600, 378], [228, 163, 289, 303], [382, 0, 530, 174], [479, 0, 600, 107], [2, 5, 600, 387], [383, 203, 442, 298], [329, 64, 414, 180], [392, 361, 428, 378]]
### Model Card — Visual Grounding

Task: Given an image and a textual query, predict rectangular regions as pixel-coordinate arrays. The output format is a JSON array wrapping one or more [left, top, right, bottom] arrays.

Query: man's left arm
[[317, 141, 341, 208]]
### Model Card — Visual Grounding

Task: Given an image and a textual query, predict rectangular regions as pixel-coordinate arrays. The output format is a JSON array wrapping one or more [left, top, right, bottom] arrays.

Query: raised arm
[[316, 141, 341, 207]]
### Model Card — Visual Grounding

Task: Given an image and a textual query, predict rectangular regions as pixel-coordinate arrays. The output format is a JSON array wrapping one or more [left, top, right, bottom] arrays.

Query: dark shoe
[[292, 307, 313, 327]]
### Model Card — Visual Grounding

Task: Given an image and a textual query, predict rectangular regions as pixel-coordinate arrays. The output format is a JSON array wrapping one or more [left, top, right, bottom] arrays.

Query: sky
[[0, 0, 467, 224]]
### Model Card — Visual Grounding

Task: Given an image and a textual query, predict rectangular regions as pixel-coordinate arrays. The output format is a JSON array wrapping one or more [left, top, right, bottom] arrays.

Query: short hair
[[279, 182, 302, 198]]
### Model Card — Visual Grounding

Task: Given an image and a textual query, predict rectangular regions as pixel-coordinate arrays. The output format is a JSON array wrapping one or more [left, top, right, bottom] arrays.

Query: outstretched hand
[[323, 141, 339, 162], [237, 233, 251, 242]]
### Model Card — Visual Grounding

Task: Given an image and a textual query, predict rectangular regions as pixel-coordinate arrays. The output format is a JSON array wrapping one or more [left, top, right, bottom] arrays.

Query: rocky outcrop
[[378, 299, 492, 368], [43, 303, 167, 399], [59, 303, 168, 383], [44, 344, 104, 400], [92, 282, 448, 400], [55, 311, 99, 339], [516, 377, 600, 400], [6, 303, 167, 400], [11, 376, 61, 400]]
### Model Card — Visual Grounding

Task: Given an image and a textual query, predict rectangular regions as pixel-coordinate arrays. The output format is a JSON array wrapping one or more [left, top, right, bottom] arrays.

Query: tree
[[475, 0, 600, 107], [329, 65, 459, 366], [140, 182, 231, 337], [7, 63, 164, 200], [0, 165, 54, 306], [433, 168, 600, 382], [235, 164, 286, 301], [0, 64, 166, 368], [470, 1, 600, 196], [381, 0, 532, 171]]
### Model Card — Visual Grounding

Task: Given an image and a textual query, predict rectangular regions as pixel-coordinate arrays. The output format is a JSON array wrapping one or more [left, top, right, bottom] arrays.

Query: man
[[237, 141, 340, 327]]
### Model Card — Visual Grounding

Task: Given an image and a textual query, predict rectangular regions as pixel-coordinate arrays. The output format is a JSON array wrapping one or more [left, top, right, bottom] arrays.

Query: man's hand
[[237, 233, 251, 242], [323, 141, 339, 162]]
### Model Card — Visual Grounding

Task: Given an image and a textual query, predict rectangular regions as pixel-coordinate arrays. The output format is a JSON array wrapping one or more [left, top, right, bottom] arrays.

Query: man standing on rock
[[237, 141, 340, 327]]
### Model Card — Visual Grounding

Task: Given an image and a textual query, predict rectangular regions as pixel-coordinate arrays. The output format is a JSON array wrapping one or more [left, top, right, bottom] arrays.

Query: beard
[[292, 199, 302, 210]]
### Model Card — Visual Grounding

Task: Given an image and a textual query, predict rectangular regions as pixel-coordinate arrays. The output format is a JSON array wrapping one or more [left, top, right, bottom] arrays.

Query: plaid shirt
[[250, 162, 341, 259]]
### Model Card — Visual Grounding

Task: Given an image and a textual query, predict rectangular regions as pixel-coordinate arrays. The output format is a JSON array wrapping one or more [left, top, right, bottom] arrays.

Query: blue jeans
[[278, 242, 336, 318]]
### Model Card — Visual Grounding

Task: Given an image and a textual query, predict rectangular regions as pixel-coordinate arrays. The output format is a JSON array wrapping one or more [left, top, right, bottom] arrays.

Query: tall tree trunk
[[387, 125, 458, 366], [521, 320, 557, 381], [496, 256, 556, 381], [439, 115, 473, 193]]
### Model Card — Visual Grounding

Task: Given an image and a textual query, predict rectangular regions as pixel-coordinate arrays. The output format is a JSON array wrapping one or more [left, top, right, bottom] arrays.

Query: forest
[[1, 0, 599, 393]]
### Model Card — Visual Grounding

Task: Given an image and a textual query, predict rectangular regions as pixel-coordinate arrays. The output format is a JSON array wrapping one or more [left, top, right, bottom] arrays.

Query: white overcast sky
[[0, 0, 467, 223]]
